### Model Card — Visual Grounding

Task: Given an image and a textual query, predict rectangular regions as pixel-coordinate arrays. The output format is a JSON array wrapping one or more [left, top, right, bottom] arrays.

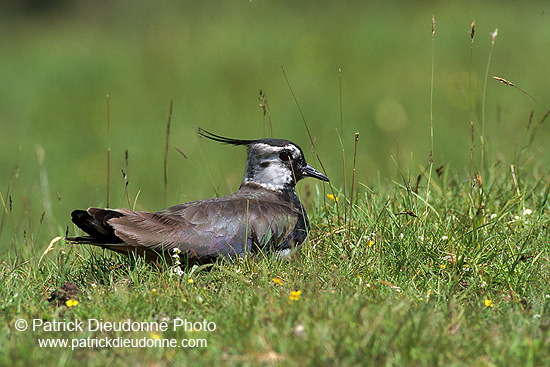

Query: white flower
[[523, 208, 533, 216], [173, 267, 184, 277], [171, 248, 182, 258]]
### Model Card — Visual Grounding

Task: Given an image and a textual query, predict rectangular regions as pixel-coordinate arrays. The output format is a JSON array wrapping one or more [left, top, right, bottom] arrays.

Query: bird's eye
[[279, 151, 291, 161]]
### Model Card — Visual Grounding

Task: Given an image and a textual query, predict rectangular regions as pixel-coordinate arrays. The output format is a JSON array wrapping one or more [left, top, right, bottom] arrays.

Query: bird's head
[[198, 128, 329, 191]]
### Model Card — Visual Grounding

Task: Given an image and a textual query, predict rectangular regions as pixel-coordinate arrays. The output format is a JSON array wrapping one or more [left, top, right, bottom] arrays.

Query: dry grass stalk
[[164, 100, 174, 207]]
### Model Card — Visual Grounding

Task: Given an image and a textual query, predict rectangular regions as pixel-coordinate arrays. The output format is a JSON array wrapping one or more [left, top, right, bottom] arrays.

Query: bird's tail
[[65, 208, 124, 244]]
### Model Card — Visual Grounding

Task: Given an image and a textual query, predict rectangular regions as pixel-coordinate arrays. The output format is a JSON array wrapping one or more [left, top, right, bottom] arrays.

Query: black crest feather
[[198, 128, 296, 148], [198, 128, 255, 146]]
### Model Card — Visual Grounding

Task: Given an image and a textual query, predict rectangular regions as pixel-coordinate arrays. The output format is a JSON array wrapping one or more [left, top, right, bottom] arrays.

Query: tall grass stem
[[164, 100, 174, 207], [481, 29, 498, 177], [425, 15, 436, 216], [106, 95, 111, 208]]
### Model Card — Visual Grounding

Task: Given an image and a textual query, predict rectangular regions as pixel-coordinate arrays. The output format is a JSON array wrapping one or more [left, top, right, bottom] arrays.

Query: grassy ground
[[2, 161, 549, 366], [1, 1, 549, 366]]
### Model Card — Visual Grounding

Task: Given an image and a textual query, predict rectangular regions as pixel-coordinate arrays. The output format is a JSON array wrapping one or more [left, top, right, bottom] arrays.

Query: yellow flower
[[66, 299, 79, 307], [327, 194, 338, 202], [484, 299, 494, 307], [367, 240, 375, 247], [289, 290, 302, 301], [188, 278, 194, 284], [272, 277, 283, 285], [149, 332, 161, 339]]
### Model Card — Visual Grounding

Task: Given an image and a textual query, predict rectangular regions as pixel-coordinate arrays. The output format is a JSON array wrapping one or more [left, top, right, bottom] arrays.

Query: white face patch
[[243, 143, 302, 191]]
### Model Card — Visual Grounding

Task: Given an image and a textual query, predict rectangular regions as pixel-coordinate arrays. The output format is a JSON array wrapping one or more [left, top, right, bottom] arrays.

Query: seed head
[[493, 76, 515, 87], [491, 28, 498, 45]]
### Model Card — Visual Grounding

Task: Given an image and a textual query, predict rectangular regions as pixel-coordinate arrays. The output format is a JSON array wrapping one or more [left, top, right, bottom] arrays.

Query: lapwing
[[66, 128, 329, 264]]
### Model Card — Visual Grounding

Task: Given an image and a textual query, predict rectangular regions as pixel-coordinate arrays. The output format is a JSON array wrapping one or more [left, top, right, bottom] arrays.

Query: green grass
[[2, 161, 549, 366], [1, 1, 549, 366]]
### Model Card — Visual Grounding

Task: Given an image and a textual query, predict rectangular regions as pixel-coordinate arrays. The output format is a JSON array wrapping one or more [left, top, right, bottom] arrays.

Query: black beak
[[301, 165, 329, 182]]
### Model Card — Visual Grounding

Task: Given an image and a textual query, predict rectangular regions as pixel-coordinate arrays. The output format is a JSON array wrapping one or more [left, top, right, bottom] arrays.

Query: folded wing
[[68, 196, 302, 262]]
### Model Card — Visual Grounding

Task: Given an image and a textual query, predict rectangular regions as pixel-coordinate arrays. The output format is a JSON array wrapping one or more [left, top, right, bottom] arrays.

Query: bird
[[66, 128, 329, 264]]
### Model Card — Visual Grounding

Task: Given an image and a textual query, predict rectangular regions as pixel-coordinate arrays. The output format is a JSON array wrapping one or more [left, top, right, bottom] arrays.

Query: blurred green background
[[0, 0, 548, 249]]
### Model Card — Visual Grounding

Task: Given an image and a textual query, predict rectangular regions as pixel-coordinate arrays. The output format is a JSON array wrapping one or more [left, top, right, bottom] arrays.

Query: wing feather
[[68, 189, 306, 262], [108, 197, 300, 260]]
